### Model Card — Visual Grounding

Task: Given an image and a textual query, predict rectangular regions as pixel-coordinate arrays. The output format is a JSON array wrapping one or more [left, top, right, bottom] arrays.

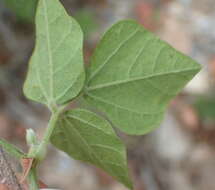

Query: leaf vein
[[87, 67, 200, 91], [128, 37, 152, 77], [67, 114, 114, 135], [88, 28, 139, 83], [85, 92, 164, 115], [43, 0, 54, 102]]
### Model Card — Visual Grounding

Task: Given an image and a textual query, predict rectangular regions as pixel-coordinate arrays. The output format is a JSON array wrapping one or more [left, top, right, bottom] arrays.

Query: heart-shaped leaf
[[51, 109, 132, 189], [84, 20, 201, 135], [24, 0, 85, 108]]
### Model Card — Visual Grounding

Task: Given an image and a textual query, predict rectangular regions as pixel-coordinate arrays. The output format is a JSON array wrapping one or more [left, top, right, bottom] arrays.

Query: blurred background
[[0, 0, 214, 189]]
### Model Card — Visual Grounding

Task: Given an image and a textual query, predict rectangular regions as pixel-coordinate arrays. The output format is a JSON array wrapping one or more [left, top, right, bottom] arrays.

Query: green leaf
[[0, 138, 25, 159], [51, 109, 133, 189], [84, 20, 201, 135], [23, 0, 85, 108], [3, 0, 38, 22]]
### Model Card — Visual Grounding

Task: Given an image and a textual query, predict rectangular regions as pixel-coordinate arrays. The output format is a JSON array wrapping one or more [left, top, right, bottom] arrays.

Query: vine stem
[[28, 168, 38, 190], [27, 105, 66, 190], [28, 106, 64, 160]]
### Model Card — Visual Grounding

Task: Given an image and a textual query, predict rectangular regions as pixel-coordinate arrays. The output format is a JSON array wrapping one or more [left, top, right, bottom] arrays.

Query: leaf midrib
[[63, 117, 121, 174], [86, 67, 200, 91], [66, 114, 123, 155], [85, 92, 165, 115], [87, 27, 140, 83], [67, 114, 114, 135], [43, 0, 54, 103]]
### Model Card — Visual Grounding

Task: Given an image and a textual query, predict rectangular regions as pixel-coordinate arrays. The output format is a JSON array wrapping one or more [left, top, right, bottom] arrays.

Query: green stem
[[26, 105, 66, 189], [28, 106, 65, 161], [28, 106, 65, 160], [28, 168, 38, 190]]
